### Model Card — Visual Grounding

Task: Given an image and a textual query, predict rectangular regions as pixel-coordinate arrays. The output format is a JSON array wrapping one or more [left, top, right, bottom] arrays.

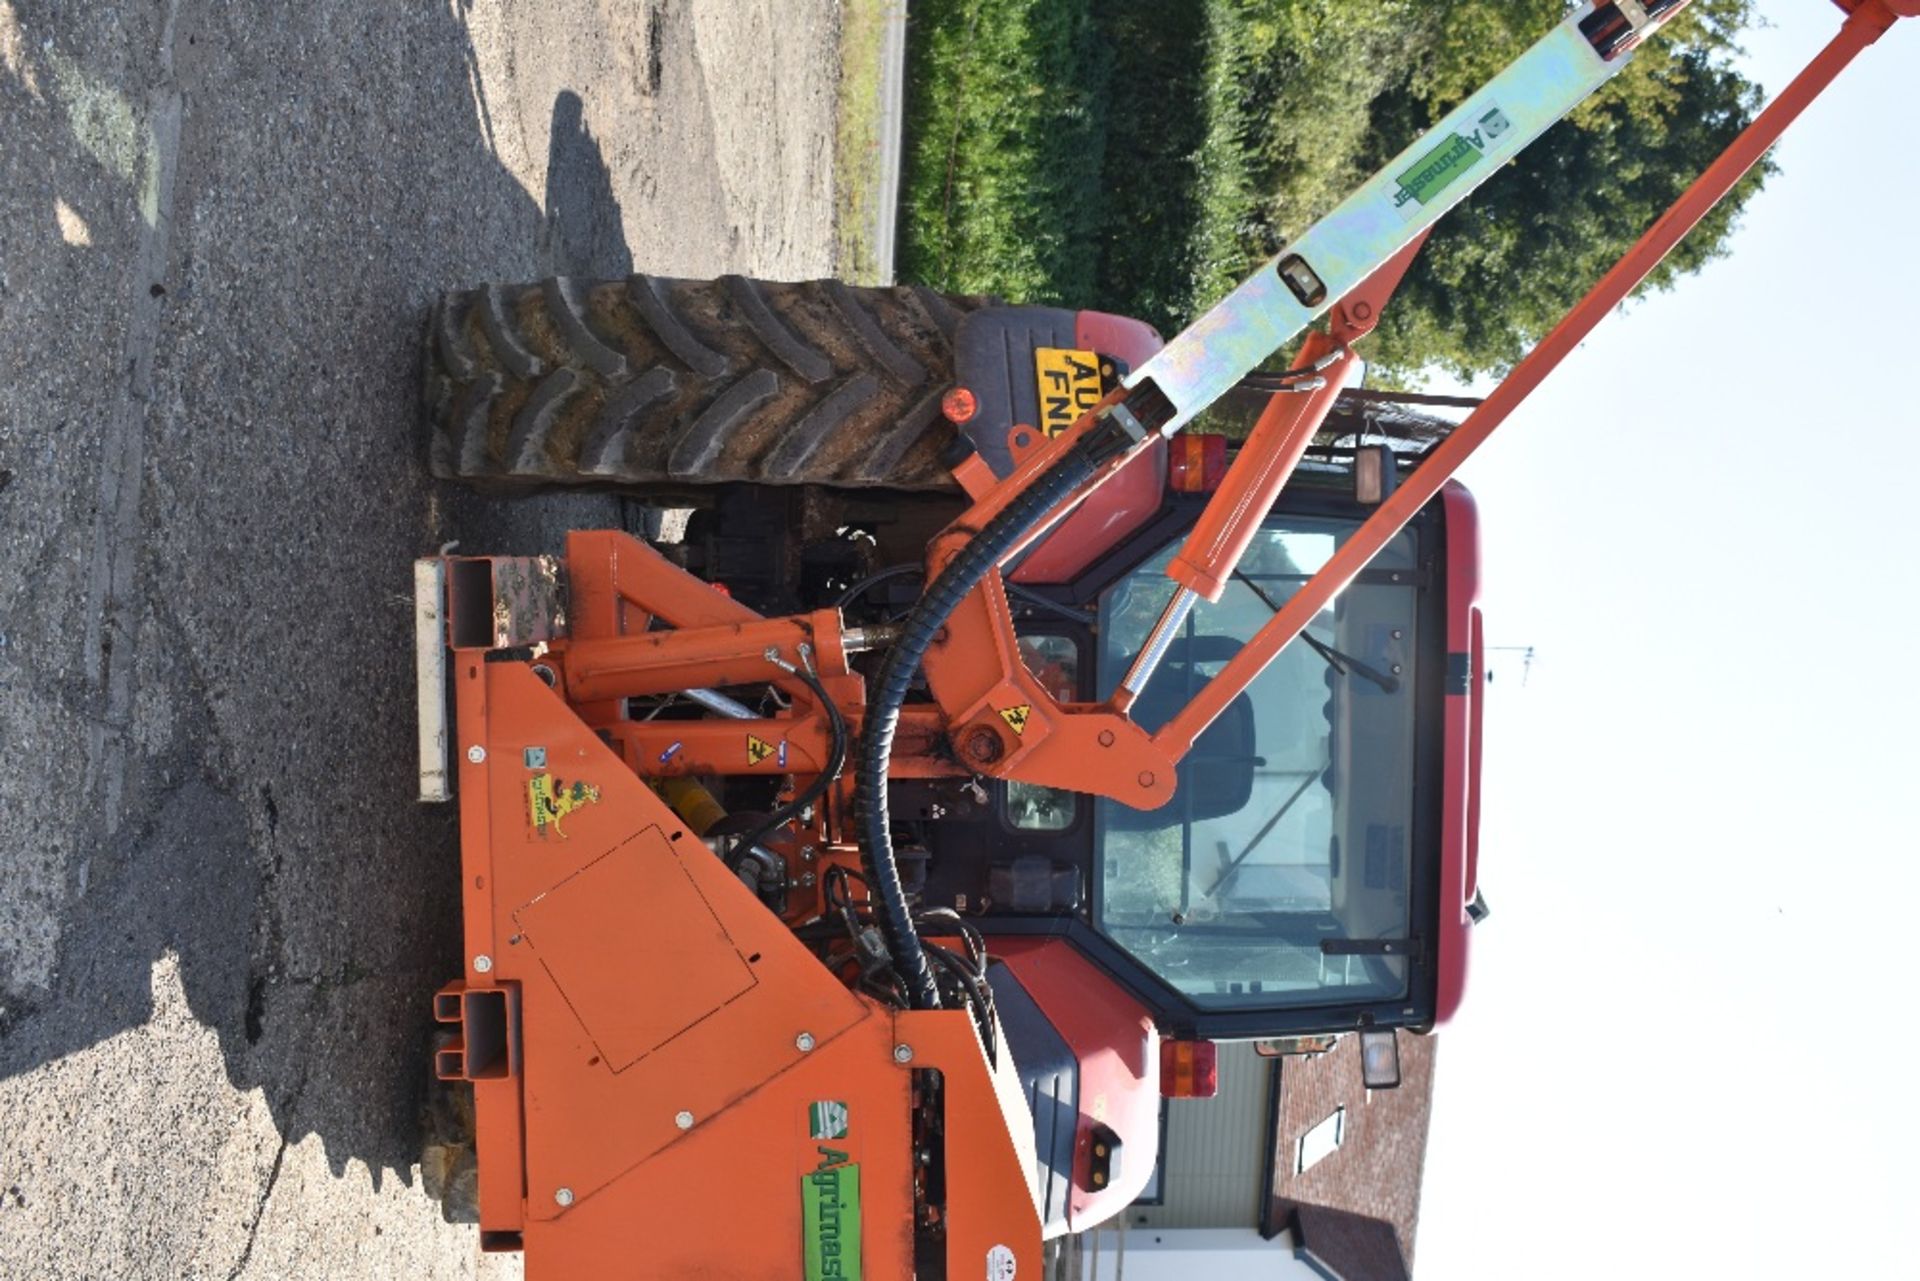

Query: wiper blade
[[1298, 630, 1400, 694], [1202, 769, 1321, 899], [1234, 571, 1399, 694]]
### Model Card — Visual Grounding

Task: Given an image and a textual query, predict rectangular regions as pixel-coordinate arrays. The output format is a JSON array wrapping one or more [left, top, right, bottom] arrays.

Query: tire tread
[[423, 274, 987, 491]]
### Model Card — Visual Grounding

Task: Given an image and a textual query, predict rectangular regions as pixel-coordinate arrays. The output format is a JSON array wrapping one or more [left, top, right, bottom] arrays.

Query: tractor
[[411, 2, 1915, 1275]]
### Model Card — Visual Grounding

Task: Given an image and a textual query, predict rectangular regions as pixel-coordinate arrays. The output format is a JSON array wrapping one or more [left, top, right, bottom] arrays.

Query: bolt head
[[675, 1110, 695, 1130], [795, 1032, 816, 1053], [893, 1043, 914, 1064], [466, 744, 487, 764], [554, 1187, 574, 1208], [962, 725, 1004, 764], [472, 954, 493, 973]]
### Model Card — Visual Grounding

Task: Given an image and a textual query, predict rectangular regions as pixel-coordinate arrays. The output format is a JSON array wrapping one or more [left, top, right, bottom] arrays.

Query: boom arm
[[907, 0, 1705, 786], [1154, 0, 1916, 756], [494, 0, 1911, 1013], [854, 0, 1912, 1009], [923, 0, 1914, 768]]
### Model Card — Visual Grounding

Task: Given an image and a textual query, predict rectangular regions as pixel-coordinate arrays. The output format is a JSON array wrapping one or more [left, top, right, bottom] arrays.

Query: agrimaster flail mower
[[411, 2, 1915, 1275]]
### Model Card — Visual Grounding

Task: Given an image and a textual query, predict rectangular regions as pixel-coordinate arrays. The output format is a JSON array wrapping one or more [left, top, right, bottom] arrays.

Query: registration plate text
[[1033, 347, 1103, 437]]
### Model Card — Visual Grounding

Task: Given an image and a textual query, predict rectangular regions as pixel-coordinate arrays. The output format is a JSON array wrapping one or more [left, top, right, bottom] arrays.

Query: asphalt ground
[[0, 2, 842, 1274]]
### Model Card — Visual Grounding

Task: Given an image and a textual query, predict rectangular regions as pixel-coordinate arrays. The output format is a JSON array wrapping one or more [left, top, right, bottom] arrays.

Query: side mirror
[[1359, 1028, 1402, 1090], [1253, 1033, 1339, 1059], [1354, 444, 1400, 505]]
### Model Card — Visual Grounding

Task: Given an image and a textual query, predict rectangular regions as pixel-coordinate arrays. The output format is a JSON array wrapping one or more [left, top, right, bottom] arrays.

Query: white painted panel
[[1079, 1227, 1322, 1281], [1132, 1043, 1272, 1229]]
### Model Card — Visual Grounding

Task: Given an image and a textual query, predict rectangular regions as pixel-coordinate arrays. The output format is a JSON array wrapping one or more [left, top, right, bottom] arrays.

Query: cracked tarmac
[[0, 1, 842, 1274]]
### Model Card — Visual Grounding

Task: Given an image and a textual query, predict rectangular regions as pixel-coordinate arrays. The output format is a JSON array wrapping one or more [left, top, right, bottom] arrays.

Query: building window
[[1295, 1106, 1345, 1175]]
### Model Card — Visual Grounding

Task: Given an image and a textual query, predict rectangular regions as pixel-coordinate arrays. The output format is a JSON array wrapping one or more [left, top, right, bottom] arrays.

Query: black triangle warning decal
[[747, 734, 774, 765], [998, 704, 1032, 736]]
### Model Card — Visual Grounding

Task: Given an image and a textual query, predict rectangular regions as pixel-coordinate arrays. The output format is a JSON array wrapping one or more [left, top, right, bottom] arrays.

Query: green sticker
[[810, 1101, 850, 1140], [1394, 132, 1482, 208], [803, 1157, 862, 1281]]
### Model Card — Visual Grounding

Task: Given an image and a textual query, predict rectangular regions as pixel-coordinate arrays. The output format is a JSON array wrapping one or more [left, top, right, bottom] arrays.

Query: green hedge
[[897, 0, 1764, 379]]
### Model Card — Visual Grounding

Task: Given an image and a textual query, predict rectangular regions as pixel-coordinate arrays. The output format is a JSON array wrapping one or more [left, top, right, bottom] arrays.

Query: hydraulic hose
[[728, 653, 848, 864], [858, 434, 1122, 1009]]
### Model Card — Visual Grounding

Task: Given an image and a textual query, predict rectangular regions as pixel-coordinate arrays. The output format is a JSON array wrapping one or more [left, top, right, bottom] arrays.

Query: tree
[[1083, 0, 1770, 381], [900, 0, 1772, 383], [1359, 1, 1771, 378]]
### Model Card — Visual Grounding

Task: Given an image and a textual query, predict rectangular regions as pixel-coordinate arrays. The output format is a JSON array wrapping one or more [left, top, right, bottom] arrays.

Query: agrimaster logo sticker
[[803, 1147, 862, 1280], [809, 1101, 850, 1141], [1393, 132, 1481, 208], [1392, 104, 1512, 210]]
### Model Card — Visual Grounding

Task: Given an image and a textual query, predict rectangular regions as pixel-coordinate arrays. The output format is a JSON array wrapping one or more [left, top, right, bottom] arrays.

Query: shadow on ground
[[0, 0, 652, 1198]]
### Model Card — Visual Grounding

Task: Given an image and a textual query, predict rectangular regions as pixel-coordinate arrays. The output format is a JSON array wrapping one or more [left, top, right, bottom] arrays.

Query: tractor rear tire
[[423, 275, 985, 492]]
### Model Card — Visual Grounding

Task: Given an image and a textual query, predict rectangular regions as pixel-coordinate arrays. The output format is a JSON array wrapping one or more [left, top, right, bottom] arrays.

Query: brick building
[[1097, 1033, 1438, 1280], [1268, 1032, 1438, 1278]]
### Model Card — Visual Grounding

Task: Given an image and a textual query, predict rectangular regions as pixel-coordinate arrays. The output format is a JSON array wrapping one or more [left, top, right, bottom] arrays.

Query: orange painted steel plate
[[514, 834, 759, 1072], [520, 1013, 918, 1280], [454, 663, 1038, 1279]]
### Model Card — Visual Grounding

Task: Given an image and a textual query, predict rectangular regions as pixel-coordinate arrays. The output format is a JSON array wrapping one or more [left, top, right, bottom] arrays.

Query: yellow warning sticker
[[998, 704, 1033, 736], [747, 734, 775, 765], [528, 774, 601, 839]]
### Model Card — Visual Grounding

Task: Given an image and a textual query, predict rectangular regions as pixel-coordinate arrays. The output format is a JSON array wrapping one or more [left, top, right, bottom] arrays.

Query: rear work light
[[941, 386, 978, 425], [1167, 433, 1228, 493], [1160, 1038, 1219, 1098], [1359, 1028, 1403, 1090]]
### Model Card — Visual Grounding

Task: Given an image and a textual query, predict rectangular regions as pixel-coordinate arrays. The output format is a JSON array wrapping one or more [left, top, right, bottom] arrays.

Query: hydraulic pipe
[[1165, 333, 1356, 605], [1116, 587, 1202, 704], [562, 610, 848, 702], [684, 686, 757, 719], [1153, 5, 1902, 758]]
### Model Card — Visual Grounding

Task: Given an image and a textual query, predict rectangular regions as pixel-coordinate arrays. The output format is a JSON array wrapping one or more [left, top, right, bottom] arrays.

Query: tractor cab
[[905, 406, 1486, 1233], [1094, 511, 1428, 1021]]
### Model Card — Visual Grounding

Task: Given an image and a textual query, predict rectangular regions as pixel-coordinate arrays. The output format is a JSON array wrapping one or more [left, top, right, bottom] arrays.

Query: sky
[[1415, 7, 1920, 1279]]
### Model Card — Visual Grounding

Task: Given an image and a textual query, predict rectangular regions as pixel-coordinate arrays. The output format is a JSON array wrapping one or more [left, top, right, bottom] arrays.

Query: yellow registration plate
[[1033, 347, 1103, 437]]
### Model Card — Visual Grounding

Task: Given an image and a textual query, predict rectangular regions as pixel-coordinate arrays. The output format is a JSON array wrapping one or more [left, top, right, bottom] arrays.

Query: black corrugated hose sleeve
[[857, 445, 1105, 1010]]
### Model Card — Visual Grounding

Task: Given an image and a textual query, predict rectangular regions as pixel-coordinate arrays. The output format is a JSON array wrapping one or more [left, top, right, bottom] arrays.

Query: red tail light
[[941, 387, 979, 425], [1160, 1039, 1219, 1098], [1168, 433, 1228, 492]]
